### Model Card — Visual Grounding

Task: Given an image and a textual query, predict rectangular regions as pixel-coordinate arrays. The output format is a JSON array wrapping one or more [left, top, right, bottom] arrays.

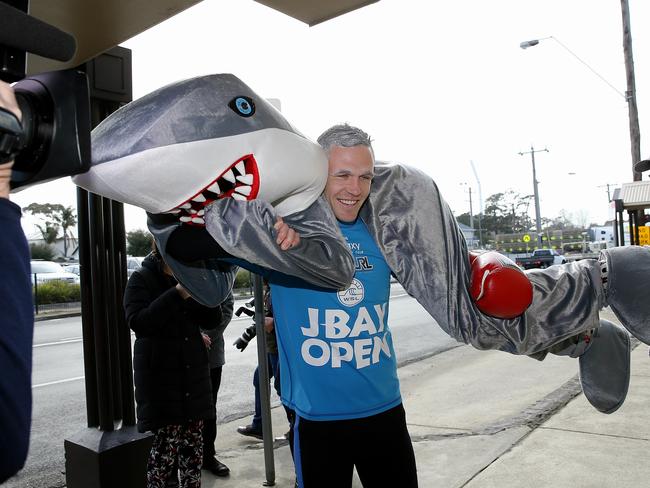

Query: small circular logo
[[337, 278, 364, 307]]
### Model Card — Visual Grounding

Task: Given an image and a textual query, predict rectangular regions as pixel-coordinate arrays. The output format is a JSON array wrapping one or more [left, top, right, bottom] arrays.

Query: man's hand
[[0, 81, 22, 199], [274, 216, 300, 251], [264, 316, 274, 333], [201, 332, 212, 349], [175, 283, 191, 300]]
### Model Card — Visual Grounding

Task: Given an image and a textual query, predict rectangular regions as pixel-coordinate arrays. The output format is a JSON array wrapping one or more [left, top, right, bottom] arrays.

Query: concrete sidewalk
[[200, 308, 650, 488]]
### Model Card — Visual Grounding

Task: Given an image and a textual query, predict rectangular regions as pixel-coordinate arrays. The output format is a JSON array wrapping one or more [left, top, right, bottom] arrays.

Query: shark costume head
[[73, 74, 331, 306], [74, 74, 328, 220]]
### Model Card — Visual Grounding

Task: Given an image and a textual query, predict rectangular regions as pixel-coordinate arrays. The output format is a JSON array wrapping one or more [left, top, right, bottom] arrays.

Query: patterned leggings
[[147, 420, 204, 488]]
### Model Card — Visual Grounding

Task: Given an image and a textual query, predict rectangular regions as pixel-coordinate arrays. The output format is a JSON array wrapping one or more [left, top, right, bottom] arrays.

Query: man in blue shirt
[[264, 124, 417, 488]]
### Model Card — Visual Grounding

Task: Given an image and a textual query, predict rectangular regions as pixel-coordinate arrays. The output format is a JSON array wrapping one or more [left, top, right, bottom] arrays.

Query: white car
[[30, 260, 81, 285], [127, 256, 144, 278]]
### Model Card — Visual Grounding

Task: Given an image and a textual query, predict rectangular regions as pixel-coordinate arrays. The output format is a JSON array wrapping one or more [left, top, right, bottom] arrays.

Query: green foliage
[[23, 202, 77, 255], [34, 281, 81, 304], [30, 243, 55, 260], [127, 229, 154, 256], [234, 269, 252, 289]]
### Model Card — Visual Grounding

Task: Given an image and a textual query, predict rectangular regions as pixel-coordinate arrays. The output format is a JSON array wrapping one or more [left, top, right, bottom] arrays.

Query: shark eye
[[229, 96, 255, 117]]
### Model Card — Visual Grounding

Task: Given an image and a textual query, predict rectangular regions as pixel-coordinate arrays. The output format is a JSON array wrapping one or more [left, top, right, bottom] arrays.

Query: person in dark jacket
[[123, 246, 223, 488], [0, 81, 34, 484], [200, 292, 233, 477]]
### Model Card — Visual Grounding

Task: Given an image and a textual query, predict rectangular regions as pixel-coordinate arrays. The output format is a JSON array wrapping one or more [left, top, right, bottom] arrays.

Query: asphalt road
[[5, 284, 459, 488]]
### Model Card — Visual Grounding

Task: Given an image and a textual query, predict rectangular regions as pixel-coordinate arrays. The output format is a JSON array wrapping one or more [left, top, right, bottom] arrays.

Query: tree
[[29, 243, 55, 260], [23, 203, 77, 257], [479, 190, 533, 236], [127, 229, 153, 256]]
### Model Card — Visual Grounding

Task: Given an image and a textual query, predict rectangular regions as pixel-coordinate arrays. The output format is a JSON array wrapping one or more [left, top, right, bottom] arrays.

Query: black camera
[[234, 324, 257, 352], [0, 2, 91, 191], [4, 70, 91, 190]]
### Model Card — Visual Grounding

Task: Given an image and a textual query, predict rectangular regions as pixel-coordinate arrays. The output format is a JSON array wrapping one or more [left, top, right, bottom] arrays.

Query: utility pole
[[468, 186, 474, 230], [621, 0, 642, 181], [518, 146, 549, 247], [598, 183, 619, 202]]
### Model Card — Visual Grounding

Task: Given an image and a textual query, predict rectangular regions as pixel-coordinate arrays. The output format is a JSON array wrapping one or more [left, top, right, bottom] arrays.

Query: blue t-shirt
[[267, 218, 401, 421]]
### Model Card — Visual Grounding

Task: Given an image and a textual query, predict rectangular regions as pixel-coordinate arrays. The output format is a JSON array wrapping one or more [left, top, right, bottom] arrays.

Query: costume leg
[[294, 415, 354, 488], [354, 404, 418, 488], [545, 320, 631, 414], [178, 420, 203, 488], [578, 320, 630, 413], [147, 425, 179, 488], [600, 246, 650, 345]]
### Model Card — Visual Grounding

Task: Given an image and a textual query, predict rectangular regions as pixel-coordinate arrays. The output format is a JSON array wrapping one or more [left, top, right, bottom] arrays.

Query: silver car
[[30, 260, 81, 285]]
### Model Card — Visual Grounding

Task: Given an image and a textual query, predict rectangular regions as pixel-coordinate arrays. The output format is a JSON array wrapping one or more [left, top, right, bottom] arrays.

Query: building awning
[[25, 0, 378, 74], [619, 181, 650, 211], [254, 0, 379, 26]]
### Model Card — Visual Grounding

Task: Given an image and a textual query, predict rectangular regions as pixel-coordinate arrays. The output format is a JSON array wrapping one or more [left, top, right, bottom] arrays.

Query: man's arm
[[204, 196, 354, 290], [0, 80, 33, 483]]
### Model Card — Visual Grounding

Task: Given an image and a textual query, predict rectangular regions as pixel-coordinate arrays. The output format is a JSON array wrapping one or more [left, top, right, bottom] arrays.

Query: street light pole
[[518, 146, 549, 247], [520, 26, 641, 181], [459, 182, 474, 229]]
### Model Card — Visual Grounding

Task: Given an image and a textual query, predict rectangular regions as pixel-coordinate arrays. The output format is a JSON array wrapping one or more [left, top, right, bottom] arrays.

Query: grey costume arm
[[204, 196, 354, 290], [362, 163, 604, 356]]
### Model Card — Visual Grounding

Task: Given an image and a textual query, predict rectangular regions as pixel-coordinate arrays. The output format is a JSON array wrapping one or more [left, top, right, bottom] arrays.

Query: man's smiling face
[[324, 145, 374, 223]]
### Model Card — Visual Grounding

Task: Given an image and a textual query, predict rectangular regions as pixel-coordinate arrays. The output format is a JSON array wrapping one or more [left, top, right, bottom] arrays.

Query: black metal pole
[[253, 274, 275, 486], [77, 187, 99, 427], [66, 46, 151, 488], [112, 200, 136, 426], [89, 194, 114, 431]]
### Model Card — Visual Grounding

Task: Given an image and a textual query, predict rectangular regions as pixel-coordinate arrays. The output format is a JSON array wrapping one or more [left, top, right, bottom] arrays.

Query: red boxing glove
[[469, 251, 533, 319]]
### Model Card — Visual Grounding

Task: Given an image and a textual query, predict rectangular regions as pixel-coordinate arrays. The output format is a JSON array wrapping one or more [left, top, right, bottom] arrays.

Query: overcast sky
[[11, 0, 650, 238]]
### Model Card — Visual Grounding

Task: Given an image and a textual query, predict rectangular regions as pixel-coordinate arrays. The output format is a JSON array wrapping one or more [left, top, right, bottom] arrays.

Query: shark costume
[[74, 74, 650, 415]]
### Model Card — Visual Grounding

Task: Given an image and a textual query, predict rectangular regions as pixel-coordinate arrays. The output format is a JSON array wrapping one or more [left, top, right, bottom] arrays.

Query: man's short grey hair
[[317, 124, 373, 156]]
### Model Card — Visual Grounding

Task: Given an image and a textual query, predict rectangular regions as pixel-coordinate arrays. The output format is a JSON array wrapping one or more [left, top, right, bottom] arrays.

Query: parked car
[[30, 260, 81, 285], [63, 263, 81, 276], [515, 249, 567, 270], [59, 258, 143, 280], [127, 256, 144, 278]]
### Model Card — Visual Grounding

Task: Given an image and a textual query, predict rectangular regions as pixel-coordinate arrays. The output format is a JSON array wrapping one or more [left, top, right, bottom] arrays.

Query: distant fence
[[32, 275, 81, 316], [34, 301, 81, 316]]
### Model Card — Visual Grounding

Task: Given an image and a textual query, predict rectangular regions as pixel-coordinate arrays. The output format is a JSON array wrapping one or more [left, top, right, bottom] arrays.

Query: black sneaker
[[203, 456, 230, 477], [237, 424, 263, 440]]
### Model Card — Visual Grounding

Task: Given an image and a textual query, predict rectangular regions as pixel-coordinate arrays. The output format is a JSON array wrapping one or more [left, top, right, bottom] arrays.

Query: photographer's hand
[[0, 81, 22, 199]]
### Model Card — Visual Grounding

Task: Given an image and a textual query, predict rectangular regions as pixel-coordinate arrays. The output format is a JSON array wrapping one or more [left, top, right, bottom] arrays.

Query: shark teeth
[[236, 174, 254, 185], [167, 155, 259, 227], [207, 181, 221, 195], [235, 185, 252, 196], [222, 169, 236, 184]]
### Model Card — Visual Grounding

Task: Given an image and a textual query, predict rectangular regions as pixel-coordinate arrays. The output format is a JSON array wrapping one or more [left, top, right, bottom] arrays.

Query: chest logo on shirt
[[337, 278, 364, 307], [355, 256, 373, 271]]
